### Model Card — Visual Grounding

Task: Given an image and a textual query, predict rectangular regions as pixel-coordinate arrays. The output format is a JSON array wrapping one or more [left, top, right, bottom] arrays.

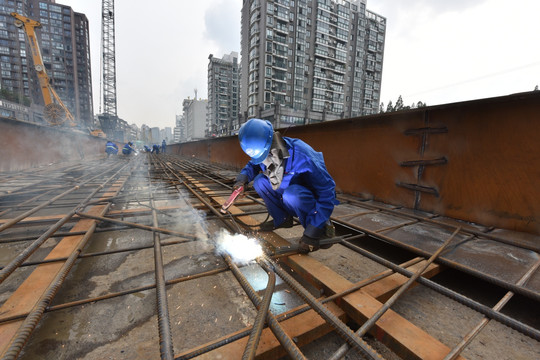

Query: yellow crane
[[11, 12, 75, 127]]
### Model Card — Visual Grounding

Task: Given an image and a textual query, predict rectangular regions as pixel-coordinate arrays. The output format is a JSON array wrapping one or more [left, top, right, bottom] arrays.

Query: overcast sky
[[63, 0, 540, 129]]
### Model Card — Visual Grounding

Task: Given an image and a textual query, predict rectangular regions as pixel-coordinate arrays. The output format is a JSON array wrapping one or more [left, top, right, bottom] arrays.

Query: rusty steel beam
[[0, 117, 107, 173], [169, 91, 540, 235]]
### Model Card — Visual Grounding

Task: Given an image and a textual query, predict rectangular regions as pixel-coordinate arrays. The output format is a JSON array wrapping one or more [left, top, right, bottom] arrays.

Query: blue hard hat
[[238, 119, 274, 164]]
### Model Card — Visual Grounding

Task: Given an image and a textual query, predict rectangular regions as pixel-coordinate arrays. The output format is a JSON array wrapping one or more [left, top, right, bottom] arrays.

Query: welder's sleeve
[[237, 162, 262, 185], [296, 148, 337, 232]]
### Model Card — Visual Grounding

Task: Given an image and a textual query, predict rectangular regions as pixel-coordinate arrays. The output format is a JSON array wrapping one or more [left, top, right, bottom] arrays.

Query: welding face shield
[[262, 131, 290, 190]]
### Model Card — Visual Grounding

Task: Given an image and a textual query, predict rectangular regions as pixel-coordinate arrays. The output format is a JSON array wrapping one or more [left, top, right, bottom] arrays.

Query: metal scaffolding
[[101, 0, 118, 117]]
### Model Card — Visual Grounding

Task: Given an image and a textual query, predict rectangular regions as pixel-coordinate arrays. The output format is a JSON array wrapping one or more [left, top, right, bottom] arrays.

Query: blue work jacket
[[105, 142, 118, 154], [239, 137, 337, 228], [122, 143, 133, 155]]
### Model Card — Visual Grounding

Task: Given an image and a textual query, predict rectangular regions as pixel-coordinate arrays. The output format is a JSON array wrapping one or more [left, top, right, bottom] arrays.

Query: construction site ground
[[0, 154, 538, 360]]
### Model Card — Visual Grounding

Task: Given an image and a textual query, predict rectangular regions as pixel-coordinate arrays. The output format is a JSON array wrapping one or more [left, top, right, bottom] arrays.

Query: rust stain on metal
[[170, 92, 540, 235]]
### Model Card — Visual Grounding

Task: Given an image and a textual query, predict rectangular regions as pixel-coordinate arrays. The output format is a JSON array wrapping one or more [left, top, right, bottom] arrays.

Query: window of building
[[49, 4, 62, 12]]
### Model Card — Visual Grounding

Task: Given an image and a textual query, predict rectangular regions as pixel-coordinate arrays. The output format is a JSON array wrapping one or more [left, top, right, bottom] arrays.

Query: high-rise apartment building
[[240, 0, 385, 127], [182, 97, 208, 141], [174, 114, 184, 143], [207, 52, 239, 137], [0, 1, 28, 112], [0, 0, 93, 127]]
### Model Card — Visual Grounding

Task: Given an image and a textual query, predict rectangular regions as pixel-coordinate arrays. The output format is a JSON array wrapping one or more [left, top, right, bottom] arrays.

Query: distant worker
[[231, 118, 338, 253], [105, 141, 118, 157], [122, 141, 135, 155], [152, 144, 160, 154], [161, 139, 167, 154], [143, 145, 151, 153]]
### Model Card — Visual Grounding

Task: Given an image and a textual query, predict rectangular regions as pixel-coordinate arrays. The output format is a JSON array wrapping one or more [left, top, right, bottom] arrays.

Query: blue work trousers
[[253, 174, 316, 229]]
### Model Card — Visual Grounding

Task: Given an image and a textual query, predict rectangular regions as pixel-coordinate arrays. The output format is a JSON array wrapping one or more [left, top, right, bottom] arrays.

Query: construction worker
[[233, 118, 338, 253], [122, 142, 135, 155], [161, 139, 167, 154], [105, 141, 118, 157], [152, 144, 160, 154]]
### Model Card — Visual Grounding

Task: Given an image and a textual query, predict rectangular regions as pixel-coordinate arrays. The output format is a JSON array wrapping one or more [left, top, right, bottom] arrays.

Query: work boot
[[298, 240, 319, 254], [298, 220, 336, 253], [259, 216, 294, 231], [320, 221, 336, 249], [297, 234, 321, 254]]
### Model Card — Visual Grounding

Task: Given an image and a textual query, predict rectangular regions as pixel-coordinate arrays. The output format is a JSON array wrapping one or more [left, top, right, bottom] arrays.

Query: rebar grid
[[0, 154, 537, 360]]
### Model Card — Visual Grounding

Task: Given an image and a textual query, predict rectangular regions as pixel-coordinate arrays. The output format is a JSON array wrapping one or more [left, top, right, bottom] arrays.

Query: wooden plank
[[284, 255, 464, 360], [179, 298, 346, 359], [0, 205, 181, 225], [0, 176, 128, 356], [181, 259, 440, 359]]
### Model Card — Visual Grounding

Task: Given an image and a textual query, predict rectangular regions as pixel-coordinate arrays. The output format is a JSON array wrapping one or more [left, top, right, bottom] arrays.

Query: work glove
[[233, 174, 249, 195], [221, 175, 248, 213], [233, 181, 245, 191]]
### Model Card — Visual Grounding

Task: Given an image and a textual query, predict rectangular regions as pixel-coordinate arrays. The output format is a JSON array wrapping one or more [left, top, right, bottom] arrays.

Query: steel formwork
[[169, 91, 540, 235]]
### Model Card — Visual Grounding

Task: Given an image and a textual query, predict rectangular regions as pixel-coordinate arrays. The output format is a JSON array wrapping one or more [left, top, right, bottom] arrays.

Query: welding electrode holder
[[220, 185, 245, 214]]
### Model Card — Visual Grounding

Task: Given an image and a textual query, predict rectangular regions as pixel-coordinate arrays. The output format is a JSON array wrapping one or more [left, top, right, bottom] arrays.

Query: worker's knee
[[282, 184, 307, 206]]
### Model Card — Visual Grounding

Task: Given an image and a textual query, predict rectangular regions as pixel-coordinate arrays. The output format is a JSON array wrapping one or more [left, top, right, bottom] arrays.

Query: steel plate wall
[[140, 92, 540, 235], [0, 118, 108, 172]]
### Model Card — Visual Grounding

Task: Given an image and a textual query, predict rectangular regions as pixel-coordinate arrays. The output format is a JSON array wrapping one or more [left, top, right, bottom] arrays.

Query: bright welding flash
[[216, 230, 263, 264]]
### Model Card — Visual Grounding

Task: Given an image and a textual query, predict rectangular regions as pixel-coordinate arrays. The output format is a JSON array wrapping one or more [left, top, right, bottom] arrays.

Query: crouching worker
[[122, 142, 135, 155], [105, 141, 118, 157], [233, 118, 338, 253]]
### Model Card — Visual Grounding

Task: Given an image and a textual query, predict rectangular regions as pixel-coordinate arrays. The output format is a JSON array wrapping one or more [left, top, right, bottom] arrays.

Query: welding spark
[[215, 229, 263, 264]]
